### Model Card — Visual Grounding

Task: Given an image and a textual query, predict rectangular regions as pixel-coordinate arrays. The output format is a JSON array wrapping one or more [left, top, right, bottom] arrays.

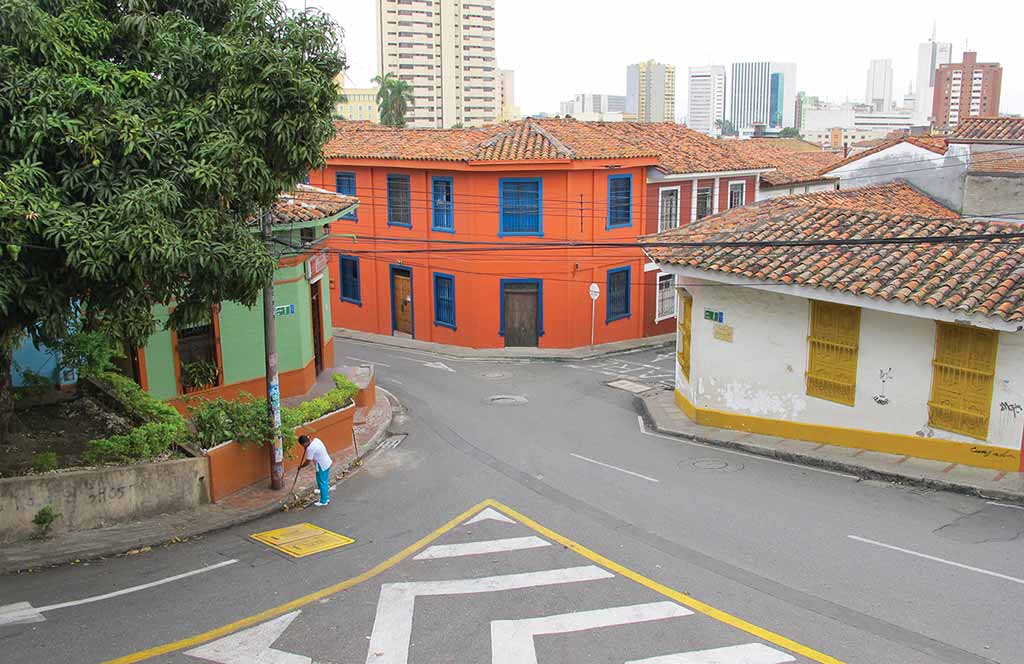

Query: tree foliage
[[715, 118, 738, 137], [373, 72, 412, 128], [778, 127, 803, 138], [0, 0, 345, 434]]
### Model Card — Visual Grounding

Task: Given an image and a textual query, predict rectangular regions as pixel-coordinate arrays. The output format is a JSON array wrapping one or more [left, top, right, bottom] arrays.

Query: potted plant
[[182, 360, 219, 393]]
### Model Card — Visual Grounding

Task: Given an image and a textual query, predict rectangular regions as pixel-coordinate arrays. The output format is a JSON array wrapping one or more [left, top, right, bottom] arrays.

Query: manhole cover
[[685, 458, 744, 472], [487, 395, 528, 406]]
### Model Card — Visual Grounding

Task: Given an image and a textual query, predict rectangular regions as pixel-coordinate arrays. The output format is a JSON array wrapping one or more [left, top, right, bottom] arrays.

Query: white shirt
[[304, 438, 332, 470]]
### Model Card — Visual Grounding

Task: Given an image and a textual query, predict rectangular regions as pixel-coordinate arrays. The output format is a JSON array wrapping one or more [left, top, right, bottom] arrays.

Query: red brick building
[[931, 52, 1002, 130], [312, 119, 772, 349]]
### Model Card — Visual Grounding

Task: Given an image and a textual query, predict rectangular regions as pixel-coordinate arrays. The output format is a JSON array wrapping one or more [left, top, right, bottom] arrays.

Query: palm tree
[[372, 73, 413, 128]]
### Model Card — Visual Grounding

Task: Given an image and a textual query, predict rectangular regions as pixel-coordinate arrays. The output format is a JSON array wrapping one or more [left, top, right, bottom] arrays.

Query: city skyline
[[297, 0, 1020, 122]]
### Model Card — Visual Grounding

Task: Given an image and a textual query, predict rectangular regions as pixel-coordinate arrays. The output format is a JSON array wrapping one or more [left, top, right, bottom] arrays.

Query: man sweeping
[[298, 435, 331, 507]]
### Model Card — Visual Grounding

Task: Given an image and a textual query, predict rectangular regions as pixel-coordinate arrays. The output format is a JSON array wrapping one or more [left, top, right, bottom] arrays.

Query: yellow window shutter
[[677, 292, 692, 380], [928, 323, 997, 440], [806, 301, 861, 406]]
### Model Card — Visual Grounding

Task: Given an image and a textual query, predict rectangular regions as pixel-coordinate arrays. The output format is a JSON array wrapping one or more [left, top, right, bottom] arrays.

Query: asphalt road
[[2, 338, 1023, 664]]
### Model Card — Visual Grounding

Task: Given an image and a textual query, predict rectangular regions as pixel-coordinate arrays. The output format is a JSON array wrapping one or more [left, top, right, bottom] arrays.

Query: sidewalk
[[334, 328, 673, 360], [0, 386, 395, 575], [638, 389, 1024, 504]]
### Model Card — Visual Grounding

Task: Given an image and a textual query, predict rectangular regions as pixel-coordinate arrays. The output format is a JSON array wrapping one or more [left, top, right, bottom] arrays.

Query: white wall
[[756, 181, 836, 201], [674, 281, 1024, 450]]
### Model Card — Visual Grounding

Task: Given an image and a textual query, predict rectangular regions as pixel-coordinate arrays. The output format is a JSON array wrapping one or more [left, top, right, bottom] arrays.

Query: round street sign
[[589, 283, 600, 301]]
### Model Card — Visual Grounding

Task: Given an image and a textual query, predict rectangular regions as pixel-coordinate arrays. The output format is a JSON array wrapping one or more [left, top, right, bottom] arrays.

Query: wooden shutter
[[677, 292, 692, 380], [928, 323, 998, 440], [806, 301, 860, 406]]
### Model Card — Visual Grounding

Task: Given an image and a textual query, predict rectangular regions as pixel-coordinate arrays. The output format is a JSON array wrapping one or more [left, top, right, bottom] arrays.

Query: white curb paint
[[570, 453, 660, 483], [413, 536, 550, 560], [185, 610, 308, 664], [491, 602, 692, 664], [626, 643, 796, 663], [0, 558, 238, 627], [848, 535, 1024, 585], [986, 501, 1024, 511], [464, 507, 516, 525], [365, 566, 614, 664]]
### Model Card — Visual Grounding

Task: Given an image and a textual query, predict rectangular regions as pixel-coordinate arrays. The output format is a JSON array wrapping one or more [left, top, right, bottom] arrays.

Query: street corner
[[106, 500, 841, 664]]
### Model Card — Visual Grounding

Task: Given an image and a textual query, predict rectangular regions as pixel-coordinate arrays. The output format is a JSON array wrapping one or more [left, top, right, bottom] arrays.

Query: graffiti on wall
[[872, 368, 893, 406]]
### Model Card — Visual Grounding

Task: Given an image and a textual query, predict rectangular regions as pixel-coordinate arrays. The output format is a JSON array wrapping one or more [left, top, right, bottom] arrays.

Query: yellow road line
[[102, 500, 490, 664], [484, 499, 844, 664]]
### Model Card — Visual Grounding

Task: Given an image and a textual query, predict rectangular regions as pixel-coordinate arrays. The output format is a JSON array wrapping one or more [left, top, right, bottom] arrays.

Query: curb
[[2, 387, 399, 575], [634, 392, 1024, 506]]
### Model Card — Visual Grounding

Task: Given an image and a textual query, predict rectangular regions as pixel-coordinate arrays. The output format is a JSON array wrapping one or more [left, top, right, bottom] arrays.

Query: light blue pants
[[315, 464, 330, 504]]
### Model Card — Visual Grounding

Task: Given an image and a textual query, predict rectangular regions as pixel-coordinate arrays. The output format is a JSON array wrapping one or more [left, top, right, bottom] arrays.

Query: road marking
[[184, 610, 308, 664], [637, 416, 858, 480], [413, 536, 550, 560], [0, 559, 237, 628], [848, 535, 1024, 586], [986, 501, 1024, 511], [627, 643, 796, 663], [366, 566, 614, 664], [464, 507, 516, 525], [422, 360, 456, 372], [491, 602, 692, 664], [347, 356, 391, 367], [570, 452, 660, 483]]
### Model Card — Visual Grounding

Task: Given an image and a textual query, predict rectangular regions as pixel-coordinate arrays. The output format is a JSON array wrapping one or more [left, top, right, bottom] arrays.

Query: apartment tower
[[730, 62, 796, 130], [865, 59, 894, 112], [687, 66, 727, 135], [626, 60, 677, 122], [931, 51, 1002, 130], [376, 0, 499, 128]]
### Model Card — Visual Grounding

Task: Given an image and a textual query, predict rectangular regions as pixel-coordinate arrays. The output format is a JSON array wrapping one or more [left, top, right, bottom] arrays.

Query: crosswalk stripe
[[626, 643, 796, 663], [491, 601, 693, 664], [464, 507, 516, 525], [413, 536, 550, 560]]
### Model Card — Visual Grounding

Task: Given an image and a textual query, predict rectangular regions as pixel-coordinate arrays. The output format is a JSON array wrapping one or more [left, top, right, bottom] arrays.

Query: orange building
[[312, 119, 772, 349]]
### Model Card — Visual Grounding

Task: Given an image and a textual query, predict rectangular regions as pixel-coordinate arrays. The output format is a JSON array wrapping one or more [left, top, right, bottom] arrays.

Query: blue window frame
[[499, 178, 542, 236], [432, 176, 454, 232], [606, 266, 631, 322], [387, 174, 411, 227], [339, 256, 361, 304], [301, 173, 310, 184], [335, 172, 357, 219], [607, 174, 632, 228], [498, 278, 544, 337], [433, 272, 456, 329]]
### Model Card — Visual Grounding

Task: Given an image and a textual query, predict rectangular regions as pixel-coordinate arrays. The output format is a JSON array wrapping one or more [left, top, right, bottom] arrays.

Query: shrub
[[32, 451, 58, 472], [188, 394, 274, 450], [98, 372, 182, 426], [33, 506, 61, 538], [14, 368, 53, 399], [84, 422, 183, 464], [54, 326, 119, 378], [181, 360, 219, 391]]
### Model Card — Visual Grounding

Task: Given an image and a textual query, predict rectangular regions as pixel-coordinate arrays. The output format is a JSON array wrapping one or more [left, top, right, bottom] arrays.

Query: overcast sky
[[295, 0, 1021, 120]]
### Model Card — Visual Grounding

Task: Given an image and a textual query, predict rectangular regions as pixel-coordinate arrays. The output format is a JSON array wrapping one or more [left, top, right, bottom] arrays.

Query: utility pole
[[261, 208, 284, 490]]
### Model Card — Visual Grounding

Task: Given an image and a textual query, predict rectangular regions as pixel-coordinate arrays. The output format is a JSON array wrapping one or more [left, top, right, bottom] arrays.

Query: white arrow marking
[[0, 558, 237, 627], [413, 536, 550, 560], [422, 361, 455, 372], [626, 643, 795, 663], [186, 610, 309, 664], [491, 601, 692, 664], [365, 566, 613, 664], [464, 507, 516, 525]]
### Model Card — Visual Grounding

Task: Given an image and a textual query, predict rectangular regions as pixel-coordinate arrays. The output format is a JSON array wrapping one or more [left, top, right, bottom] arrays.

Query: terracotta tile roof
[[969, 150, 1024, 174], [728, 139, 841, 187], [761, 138, 828, 153], [323, 118, 772, 174], [642, 182, 1024, 322], [822, 136, 949, 173], [951, 117, 1024, 144], [271, 185, 358, 224]]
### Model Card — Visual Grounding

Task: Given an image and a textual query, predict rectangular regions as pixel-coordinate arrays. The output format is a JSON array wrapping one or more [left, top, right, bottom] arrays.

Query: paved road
[[2, 339, 1023, 663]]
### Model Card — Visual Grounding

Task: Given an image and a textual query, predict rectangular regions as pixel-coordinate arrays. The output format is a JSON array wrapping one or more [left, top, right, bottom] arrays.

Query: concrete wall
[[963, 172, 1024, 218], [673, 281, 1024, 460], [0, 458, 209, 543], [756, 180, 836, 201]]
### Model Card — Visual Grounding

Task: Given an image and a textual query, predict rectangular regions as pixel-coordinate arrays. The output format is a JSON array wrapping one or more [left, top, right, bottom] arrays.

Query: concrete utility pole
[[260, 208, 285, 490]]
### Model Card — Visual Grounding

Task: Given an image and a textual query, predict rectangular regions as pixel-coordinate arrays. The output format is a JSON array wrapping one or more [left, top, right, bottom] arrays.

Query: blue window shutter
[[340, 256, 361, 304], [607, 174, 632, 228], [335, 172, 357, 219], [432, 177, 454, 231], [606, 266, 630, 322], [499, 178, 542, 235], [433, 273, 456, 328], [387, 174, 412, 227]]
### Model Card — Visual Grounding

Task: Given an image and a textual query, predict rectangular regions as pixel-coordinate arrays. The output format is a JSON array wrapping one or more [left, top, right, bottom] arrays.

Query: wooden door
[[504, 283, 539, 347], [310, 280, 324, 375], [392, 270, 413, 336]]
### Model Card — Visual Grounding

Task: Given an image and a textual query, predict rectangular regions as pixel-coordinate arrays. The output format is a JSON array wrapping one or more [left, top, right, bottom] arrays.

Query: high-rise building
[[498, 69, 520, 121], [914, 36, 953, 126], [730, 62, 796, 130], [931, 51, 1002, 130], [687, 66, 726, 135], [865, 59, 894, 112], [626, 60, 676, 122], [376, 0, 499, 128]]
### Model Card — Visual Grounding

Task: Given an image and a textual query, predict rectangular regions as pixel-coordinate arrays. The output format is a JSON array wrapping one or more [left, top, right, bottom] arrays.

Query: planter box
[[0, 458, 210, 544], [204, 402, 356, 502]]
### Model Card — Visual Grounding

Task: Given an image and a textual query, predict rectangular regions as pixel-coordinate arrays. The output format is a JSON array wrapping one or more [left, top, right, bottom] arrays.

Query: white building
[[626, 60, 676, 123], [687, 66, 727, 135], [865, 59, 894, 111], [559, 93, 627, 117], [498, 69, 520, 121], [915, 37, 953, 126], [645, 182, 1024, 472], [376, 0, 500, 128], [729, 62, 796, 130]]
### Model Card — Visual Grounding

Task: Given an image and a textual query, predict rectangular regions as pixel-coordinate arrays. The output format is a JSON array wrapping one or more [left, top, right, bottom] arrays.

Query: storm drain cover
[[607, 379, 654, 394], [686, 458, 744, 473], [487, 395, 529, 406], [250, 523, 354, 558]]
